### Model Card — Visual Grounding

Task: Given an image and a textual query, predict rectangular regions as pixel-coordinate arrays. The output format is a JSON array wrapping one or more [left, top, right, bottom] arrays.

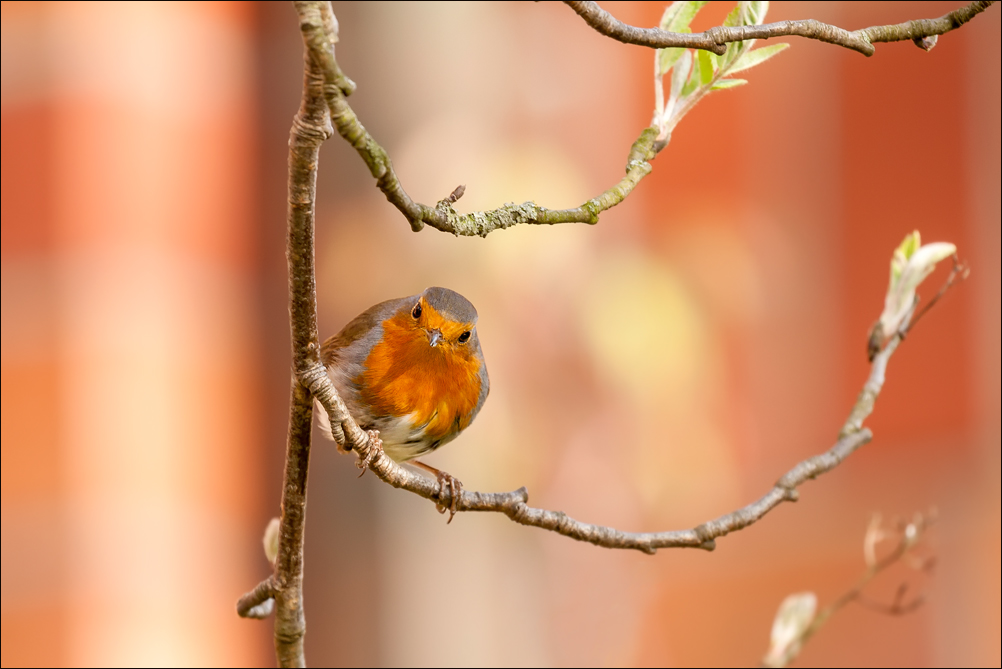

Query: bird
[[316, 286, 489, 521]]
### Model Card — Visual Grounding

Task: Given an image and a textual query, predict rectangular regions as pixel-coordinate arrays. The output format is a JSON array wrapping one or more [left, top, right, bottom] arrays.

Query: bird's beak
[[427, 329, 443, 347]]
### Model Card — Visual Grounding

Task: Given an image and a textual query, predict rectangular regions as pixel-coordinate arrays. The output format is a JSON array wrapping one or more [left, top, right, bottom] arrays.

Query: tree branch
[[563, 0, 728, 54], [310, 1, 994, 237], [308, 8, 664, 237], [237, 4, 974, 665], [233, 2, 333, 666], [236, 577, 276, 619], [310, 317, 905, 554], [764, 511, 935, 667], [564, 1, 995, 57]]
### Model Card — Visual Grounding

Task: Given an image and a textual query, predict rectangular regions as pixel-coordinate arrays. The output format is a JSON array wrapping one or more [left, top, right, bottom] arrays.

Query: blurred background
[[2, 1, 999, 666]]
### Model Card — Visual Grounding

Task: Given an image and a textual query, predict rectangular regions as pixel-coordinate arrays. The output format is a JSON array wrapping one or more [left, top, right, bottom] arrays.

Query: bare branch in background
[[902, 255, 970, 336], [763, 510, 937, 668], [565, 1, 995, 57]]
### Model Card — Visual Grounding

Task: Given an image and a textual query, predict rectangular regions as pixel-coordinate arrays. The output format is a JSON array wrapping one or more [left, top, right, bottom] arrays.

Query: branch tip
[[237, 577, 276, 619]]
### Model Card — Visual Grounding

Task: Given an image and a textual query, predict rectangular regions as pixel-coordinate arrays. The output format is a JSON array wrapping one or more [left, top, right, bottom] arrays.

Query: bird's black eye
[[411, 303, 422, 319], [458, 331, 471, 343]]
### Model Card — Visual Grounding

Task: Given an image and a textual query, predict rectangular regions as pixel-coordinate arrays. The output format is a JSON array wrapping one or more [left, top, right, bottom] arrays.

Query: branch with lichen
[[308, 1, 994, 238], [565, 0, 994, 57], [432, 128, 659, 237], [300, 1, 720, 237], [762, 510, 937, 668], [314, 22, 662, 237]]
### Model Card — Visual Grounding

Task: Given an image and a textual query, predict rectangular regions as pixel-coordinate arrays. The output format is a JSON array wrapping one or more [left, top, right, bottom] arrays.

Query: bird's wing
[[320, 295, 413, 365]]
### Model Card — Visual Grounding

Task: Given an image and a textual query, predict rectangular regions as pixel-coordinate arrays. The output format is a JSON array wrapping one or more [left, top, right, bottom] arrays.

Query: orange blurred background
[[2, 1, 998, 666]]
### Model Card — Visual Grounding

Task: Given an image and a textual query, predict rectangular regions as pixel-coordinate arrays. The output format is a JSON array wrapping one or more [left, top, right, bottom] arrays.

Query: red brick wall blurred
[[2, 2, 267, 665]]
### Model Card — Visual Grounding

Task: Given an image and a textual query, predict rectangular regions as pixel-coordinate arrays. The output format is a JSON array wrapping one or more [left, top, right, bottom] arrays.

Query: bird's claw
[[356, 430, 382, 477], [434, 470, 463, 524], [411, 460, 464, 523]]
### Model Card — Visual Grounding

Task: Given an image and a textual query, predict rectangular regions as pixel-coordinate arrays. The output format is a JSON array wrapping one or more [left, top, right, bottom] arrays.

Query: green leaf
[[658, 46, 687, 76], [682, 52, 702, 96], [659, 1, 685, 30], [722, 41, 742, 70], [728, 43, 789, 74], [723, 4, 741, 27], [745, 0, 769, 25], [892, 231, 922, 281], [900, 230, 921, 259], [711, 78, 748, 90], [709, 50, 721, 72], [719, 5, 744, 69], [659, 0, 709, 33], [670, 50, 692, 101], [698, 49, 714, 85]]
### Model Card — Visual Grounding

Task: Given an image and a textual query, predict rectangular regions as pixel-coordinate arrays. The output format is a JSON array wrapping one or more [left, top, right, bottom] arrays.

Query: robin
[[316, 286, 489, 520]]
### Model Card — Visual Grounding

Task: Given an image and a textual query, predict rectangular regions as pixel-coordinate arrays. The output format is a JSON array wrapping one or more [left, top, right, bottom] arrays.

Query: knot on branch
[[704, 25, 728, 45], [626, 126, 659, 168], [291, 114, 333, 143], [298, 362, 331, 395], [780, 487, 800, 502], [275, 627, 306, 646], [693, 523, 716, 549]]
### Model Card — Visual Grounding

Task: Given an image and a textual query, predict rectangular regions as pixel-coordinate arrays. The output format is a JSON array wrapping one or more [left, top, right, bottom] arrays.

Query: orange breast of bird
[[358, 309, 483, 442]]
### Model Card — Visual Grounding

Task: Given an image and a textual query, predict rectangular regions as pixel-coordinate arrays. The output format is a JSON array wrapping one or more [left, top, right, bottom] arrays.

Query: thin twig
[[794, 514, 933, 662], [237, 577, 276, 619], [901, 254, 969, 336], [763, 512, 934, 667], [564, 1, 995, 57], [563, 0, 728, 54], [309, 316, 897, 554], [854, 590, 925, 616], [310, 13, 663, 237], [310, 241, 962, 556]]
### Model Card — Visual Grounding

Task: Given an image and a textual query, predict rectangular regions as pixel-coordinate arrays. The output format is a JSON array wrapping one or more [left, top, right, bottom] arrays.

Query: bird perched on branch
[[316, 287, 489, 521]]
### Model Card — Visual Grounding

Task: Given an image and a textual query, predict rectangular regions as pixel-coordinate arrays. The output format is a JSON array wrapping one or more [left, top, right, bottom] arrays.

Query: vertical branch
[[288, 6, 331, 373], [273, 383, 315, 667], [273, 2, 333, 666]]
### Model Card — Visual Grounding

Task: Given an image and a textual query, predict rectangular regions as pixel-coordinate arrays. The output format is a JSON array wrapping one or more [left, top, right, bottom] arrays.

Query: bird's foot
[[356, 430, 383, 477], [414, 461, 463, 523]]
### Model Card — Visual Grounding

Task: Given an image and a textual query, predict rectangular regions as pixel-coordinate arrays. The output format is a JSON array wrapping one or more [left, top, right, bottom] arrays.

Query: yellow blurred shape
[[579, 249, 707, 402], [578, 249, 740, 517]]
